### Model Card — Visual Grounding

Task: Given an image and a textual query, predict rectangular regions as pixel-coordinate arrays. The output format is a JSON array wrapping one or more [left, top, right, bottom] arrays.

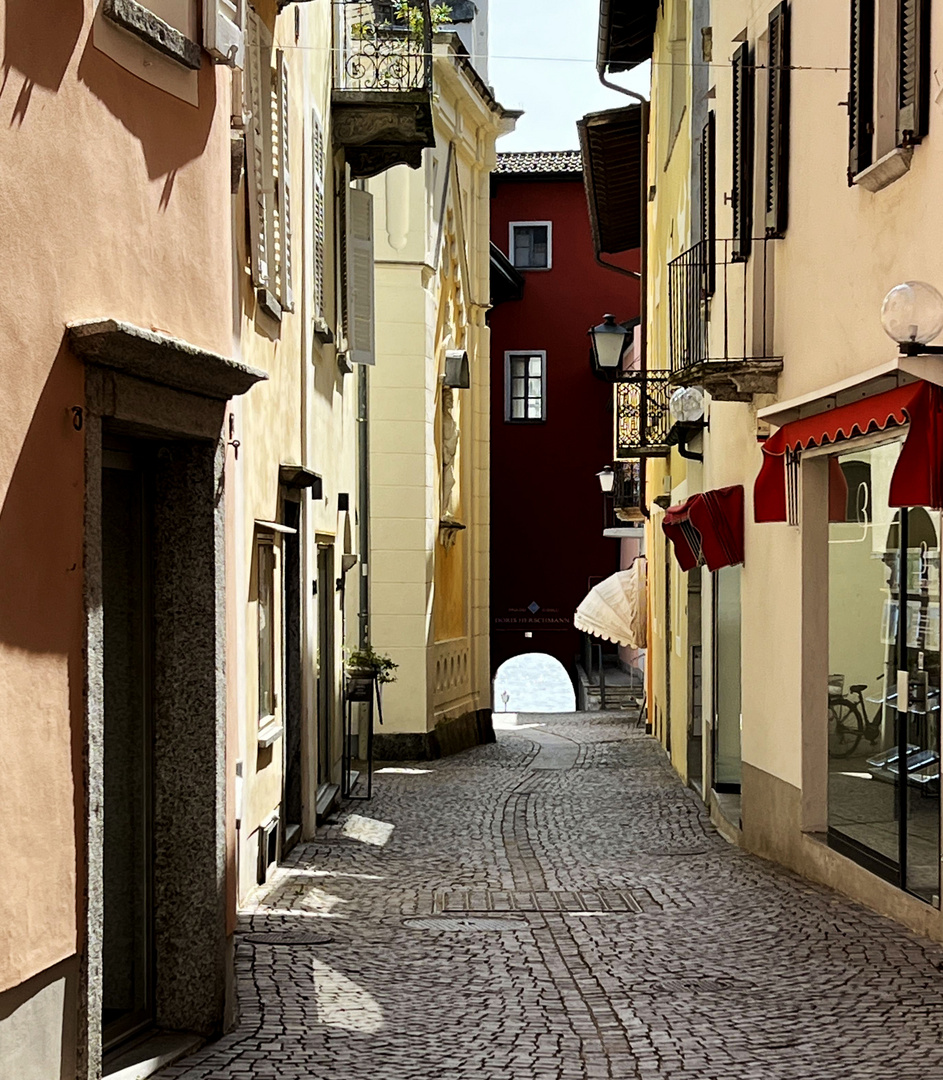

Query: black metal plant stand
[[341, 673, 384, 800]]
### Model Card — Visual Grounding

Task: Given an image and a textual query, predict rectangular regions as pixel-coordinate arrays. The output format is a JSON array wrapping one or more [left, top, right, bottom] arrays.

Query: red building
[[489, 151, 641, 681]]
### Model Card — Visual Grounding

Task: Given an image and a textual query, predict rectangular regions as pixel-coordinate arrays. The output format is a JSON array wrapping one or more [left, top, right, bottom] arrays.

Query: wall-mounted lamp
[[596, 465, 615, 493], [881, 281, 943, 354], [588, 314, 631, 381], [443, 349, 470, 389], [667, 386, 706, 462]]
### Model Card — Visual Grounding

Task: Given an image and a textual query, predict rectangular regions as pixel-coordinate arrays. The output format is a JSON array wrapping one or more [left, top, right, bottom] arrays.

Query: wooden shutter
[[701, 112, 716, 297], [765, 2, 790, 237], [204, 0, 244, 67], [245, 11, 271, 290], [347, 188, 375, 366], [848, 0, 875, 182], [898, 0, 930, 144], [731, 42, 755, 261], [275, 50, 294, 313], [312, 110, 326, 322]]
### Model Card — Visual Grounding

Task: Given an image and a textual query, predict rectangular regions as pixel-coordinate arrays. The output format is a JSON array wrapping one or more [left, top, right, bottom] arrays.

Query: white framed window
[[257, 538, 277, 723], [505, 351, 546, 422], [311, 108, 327, 325], [509, 221, 552, 270]]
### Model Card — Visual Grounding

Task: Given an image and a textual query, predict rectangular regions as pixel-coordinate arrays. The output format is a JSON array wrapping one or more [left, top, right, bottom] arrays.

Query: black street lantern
[[588, 314, 631, 380]]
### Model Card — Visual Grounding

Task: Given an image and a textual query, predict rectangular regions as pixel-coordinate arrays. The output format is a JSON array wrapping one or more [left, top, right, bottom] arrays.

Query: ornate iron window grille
[[615, 370, 673, 460], [335, 0, 433, 94]]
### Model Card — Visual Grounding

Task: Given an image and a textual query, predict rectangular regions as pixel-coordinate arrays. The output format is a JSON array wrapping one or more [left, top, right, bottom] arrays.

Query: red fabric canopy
[[662, 486, 745, 572], [754, 381, 943, 523]]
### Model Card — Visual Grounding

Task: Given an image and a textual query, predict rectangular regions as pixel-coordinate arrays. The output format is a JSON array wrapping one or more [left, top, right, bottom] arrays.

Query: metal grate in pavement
[[433, 888, 644, 914], [243, 932, 334, 946], [403, 916, 528, 932]]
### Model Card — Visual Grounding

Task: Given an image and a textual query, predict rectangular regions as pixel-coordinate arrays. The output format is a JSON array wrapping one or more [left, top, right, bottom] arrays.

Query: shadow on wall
[[1, 0, 84, 123], [493, 653, 576, 715], [77, 32, 216, 182], [0, 340, 87, 992]]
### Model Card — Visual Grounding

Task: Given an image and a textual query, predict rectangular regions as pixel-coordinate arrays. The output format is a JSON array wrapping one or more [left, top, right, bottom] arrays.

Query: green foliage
[[346, 643, 399, 685], [395, 1, 452, 39]]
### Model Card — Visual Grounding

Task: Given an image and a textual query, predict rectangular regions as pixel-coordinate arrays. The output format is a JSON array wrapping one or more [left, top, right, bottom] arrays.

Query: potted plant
[[345, 643, 398, 686]]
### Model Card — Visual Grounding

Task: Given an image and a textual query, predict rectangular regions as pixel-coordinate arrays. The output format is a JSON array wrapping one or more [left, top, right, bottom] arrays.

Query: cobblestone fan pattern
[[159, 715, 943, 1080]]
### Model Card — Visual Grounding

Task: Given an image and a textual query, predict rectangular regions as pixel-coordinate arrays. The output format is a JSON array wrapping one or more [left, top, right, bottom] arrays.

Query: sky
[[488, 0, 650, 153]]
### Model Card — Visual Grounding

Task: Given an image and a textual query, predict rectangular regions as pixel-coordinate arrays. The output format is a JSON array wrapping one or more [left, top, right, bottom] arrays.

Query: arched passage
[[493, 653, 576, 714]]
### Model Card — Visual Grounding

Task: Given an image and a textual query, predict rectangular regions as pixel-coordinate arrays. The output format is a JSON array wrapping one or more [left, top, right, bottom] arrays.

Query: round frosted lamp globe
[[880, 281, 943, 345]]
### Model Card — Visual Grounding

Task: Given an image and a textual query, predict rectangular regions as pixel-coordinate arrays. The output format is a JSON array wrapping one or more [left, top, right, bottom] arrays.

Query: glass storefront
[[714, 564, 742, 791], [827, 439, 941, 904]]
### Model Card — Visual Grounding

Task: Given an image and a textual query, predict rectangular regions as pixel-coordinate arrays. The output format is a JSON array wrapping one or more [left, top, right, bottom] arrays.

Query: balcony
[[332, 1, 435, 179], [615, 370, 673, 459], [668, 238, 783, 401]]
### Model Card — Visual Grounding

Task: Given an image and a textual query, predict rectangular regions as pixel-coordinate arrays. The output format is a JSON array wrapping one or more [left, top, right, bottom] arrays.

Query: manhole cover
[[244, 932, 334, 946], [403, 916, 527, 932]]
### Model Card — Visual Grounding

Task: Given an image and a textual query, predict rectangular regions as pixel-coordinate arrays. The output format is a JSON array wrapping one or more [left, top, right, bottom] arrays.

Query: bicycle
[[828, 674, 884, 758]]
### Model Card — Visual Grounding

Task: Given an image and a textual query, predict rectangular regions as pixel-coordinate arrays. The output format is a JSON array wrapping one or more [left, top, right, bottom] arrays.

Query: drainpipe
[[599, 71, 651, 520], [358, 362, 369, 648]]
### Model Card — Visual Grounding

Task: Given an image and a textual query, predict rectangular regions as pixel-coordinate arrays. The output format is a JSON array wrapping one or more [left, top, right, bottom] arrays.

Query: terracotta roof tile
[[495, 151, 583, 175]]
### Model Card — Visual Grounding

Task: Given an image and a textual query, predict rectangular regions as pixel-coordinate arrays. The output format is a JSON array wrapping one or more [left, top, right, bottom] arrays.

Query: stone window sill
[[853, 146, 913, 193], [257, 719, 283, 749], [103, 0, 202, 71]]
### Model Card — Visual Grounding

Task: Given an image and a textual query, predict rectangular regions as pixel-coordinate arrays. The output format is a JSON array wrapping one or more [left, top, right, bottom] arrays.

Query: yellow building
[[598, 0, 943, 941], [367, 35, 516, 756]]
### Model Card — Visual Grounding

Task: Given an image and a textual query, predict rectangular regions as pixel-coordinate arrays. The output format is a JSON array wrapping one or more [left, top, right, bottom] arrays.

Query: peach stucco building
[[0, 2, 255, 1076]]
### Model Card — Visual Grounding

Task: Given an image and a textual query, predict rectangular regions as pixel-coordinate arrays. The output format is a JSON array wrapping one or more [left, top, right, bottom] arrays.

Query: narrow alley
[[159, 715, 943, 1080]]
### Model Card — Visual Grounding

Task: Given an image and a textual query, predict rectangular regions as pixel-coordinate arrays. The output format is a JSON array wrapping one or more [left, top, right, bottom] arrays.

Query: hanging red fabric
[[753, 380, 943, 522], [662, 486, 745, 572]]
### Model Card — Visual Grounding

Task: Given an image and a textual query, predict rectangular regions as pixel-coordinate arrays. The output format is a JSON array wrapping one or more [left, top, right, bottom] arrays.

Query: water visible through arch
[[492, 653, 576, 714]]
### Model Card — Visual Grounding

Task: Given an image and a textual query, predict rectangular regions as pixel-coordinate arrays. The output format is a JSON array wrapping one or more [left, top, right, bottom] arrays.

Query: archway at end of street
[[492, 653, 576, 715]]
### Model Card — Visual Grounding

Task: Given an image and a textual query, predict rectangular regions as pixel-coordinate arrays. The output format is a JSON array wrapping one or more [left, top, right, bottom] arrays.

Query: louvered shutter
[[204, 0, 244, 67], [312, 110, 326, 322], [275, 50, 294, 313], [765, 2, 790, 237], [701, 112, 716, 297], [245, 11, 271, 290], [848, 0, 875, 182], [731, 43, 755, 261], [898, 0, 930, 144], [347, 188, 375, 366]]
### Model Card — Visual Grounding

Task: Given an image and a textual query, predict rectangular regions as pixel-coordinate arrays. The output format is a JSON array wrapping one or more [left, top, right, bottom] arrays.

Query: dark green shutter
[[701, 112, 716, 297], [765, 2, 790, 236], [732, 43, 755, 261], [848, 0, 874, 182], [898, 0, 930, 144]]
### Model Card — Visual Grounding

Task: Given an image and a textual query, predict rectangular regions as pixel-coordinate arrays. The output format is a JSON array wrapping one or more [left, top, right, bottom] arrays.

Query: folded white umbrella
[[574, 560, 647, 649]]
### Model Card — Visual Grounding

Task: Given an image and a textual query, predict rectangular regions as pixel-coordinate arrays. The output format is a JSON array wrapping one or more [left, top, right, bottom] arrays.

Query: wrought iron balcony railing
[[613, 460, 645, 521], [335, 0, 433, 93], [332, 1, 435, 178], [615, 370, 673, 460], [668, 237, 783, 401]]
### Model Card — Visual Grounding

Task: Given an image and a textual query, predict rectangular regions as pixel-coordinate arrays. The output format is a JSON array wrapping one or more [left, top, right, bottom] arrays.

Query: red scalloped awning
[[662, 486, 744, 572], [754, 381, 943, 522]]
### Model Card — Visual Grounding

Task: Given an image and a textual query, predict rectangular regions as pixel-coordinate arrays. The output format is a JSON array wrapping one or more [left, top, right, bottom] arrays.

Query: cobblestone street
[[160, 714, 943, 1080]]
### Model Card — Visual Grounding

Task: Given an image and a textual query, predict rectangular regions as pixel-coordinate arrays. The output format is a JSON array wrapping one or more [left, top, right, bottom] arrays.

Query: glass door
[[903, 509, 941, 903], [827, 439, 941, 903], [713, 565, 742, 792]]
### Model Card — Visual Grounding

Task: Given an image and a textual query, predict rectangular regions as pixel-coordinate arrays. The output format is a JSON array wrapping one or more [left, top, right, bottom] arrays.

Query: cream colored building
[[367, 35, 516, 757], [596, 0, 943, 940]]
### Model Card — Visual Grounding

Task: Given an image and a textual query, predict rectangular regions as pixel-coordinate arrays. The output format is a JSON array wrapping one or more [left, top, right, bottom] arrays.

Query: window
[[509, 222, 552, 270], [312, 109, 327, 326], [258, 540, 276, 722], [505, 352, 546, 422], [848, 0, 930, 188], [731, 42, 755, 261], [700, 112, 716, 296], [246, 13, 294, 318], [764, 2, 790, 237], [101, 0, 244, 70]]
